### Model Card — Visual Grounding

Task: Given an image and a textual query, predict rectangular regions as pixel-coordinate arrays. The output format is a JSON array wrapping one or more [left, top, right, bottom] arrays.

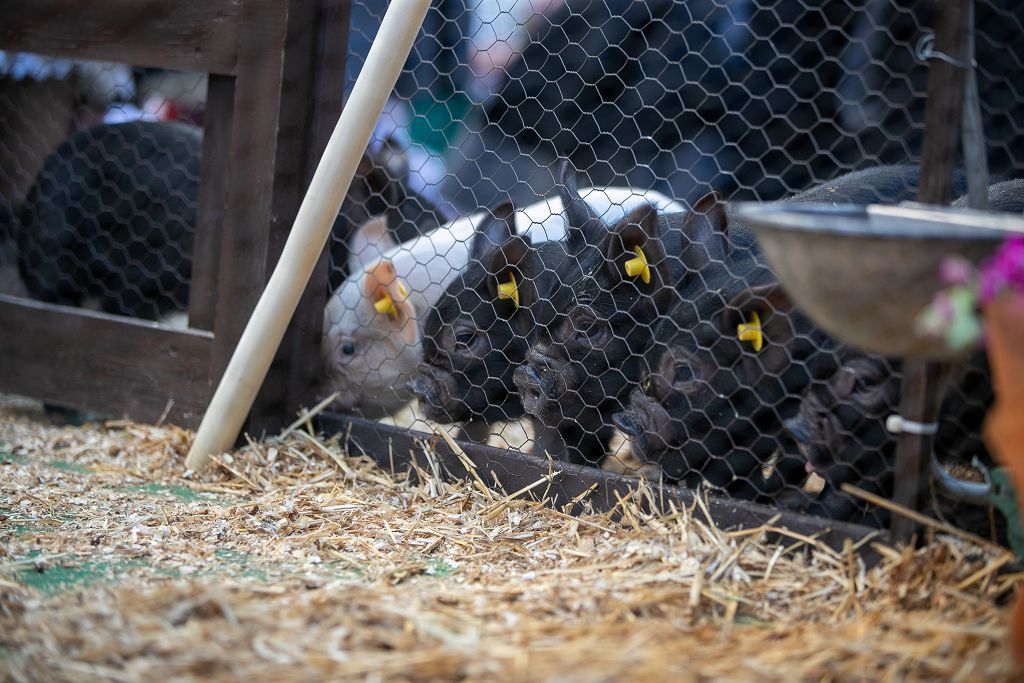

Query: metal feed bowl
[[732, 202, 1024, 360]]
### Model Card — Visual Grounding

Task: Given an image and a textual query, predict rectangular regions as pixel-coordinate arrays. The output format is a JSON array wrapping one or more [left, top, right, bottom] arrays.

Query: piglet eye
[[674, 364, 695, 385], [341, 342, 355, 356], [575, 314, 607, 344], [846, 368, 877, 395], [455, 330, 477, 348]]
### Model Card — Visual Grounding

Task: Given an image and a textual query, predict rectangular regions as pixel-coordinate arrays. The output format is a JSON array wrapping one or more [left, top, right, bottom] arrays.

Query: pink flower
[[980, 235, 1024, 303], [939, 256, 975, 286], [920, 235, 1024, 351]]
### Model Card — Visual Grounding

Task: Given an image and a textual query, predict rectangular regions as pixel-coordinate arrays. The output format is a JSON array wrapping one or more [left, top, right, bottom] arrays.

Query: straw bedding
[[0, 395, 1020, 682]]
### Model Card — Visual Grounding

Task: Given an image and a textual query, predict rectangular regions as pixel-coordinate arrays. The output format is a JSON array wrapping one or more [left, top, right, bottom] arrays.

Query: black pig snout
[[612, 411, 643, 437], [513, 364, 546, 415], [524, 348, 560, 377], [783, 415, 819, 472], [618, 387, 677, 462], [629, 389, 670, 434], [516, 348, 561, 400], [783, 416, 813, 445], [784, 400, 840, 471], [407, 374, 439, 405], [409, 365, 461, 421]]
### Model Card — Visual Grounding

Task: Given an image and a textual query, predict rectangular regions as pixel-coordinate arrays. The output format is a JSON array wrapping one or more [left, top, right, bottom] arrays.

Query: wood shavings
[[0, 394, 1020, 682]]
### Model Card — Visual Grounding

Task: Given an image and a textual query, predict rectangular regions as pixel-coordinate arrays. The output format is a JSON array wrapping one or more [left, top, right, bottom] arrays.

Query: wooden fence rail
[[0, 0, 349, 435]]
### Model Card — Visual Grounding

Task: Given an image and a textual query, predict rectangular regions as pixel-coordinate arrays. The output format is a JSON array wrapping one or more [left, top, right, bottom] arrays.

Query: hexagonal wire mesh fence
[[0, 60, 205, 324], [1, 2, 1020, 535], [322, 0, 1023, 536]]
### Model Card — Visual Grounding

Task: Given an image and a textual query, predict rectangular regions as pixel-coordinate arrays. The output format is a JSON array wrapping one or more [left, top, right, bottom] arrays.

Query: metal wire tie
[[885, 414, 940, 436], [915, 32, 975, 69]]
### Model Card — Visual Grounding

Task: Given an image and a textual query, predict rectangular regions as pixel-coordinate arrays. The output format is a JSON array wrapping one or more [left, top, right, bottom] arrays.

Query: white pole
[[186, 0, 433, 471]]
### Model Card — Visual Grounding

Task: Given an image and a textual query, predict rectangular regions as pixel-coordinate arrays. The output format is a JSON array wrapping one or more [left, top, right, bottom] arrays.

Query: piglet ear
[[470, 201, 516, 262], [487, 234, 538, 318], [558, 159, 605, 252], [362, 258, 417, 346], [348, 216, 396, 272], [360, 149, 394, 204], [717, 281, 797, 373], [603, 204, 674, 310], [681, 190, 729, 273], [376, 136, 407, 209], [379, 135, 409, 182]]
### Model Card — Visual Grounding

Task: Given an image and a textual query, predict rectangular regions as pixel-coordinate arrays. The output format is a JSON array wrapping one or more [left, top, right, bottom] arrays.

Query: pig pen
[[2, 0, 1024, 676], [1, 394, 1020, 682], [316, 0, 1022, 543]]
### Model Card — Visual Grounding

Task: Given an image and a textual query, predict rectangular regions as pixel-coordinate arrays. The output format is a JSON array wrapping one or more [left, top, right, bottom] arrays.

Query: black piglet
[[411, 203, 543, 443], [513, 160, 731, 465]]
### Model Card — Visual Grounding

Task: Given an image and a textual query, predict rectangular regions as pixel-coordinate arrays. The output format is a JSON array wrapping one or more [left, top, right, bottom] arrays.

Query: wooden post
[[0, 0, 245, 428], [915, 0, 971, 206], [890, 0, 971, 543], [261, 0, 352, 433], [185, 0, 432, 471], [207, 0, 300, 419], [222, 0, 351, 436], [188, 74, 236, 332], [270, 0, 353, 431]]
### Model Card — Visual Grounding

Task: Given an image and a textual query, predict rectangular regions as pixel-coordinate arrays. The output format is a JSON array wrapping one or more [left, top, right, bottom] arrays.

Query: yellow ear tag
[[737, 311, 763, 352], [497, 272, 520, 308], [374, 293, 396, 317], [373, 280, 409, 318], [624, 246, 651, 284]]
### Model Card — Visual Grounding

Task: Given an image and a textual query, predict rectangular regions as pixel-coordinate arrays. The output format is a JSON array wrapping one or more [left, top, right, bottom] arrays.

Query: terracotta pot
[[982, 294, 1024, 664]]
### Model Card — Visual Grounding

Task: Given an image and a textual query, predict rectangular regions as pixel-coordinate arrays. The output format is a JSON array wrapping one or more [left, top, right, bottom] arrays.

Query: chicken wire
[[0, 2, 1018, 533], [0, 59, 205, 323], [0, 50, 449, 319], [323, 0, 1024, 533]]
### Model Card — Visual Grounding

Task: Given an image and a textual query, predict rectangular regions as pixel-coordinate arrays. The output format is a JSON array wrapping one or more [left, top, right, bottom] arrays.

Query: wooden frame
[[0, 0, 348, 434]]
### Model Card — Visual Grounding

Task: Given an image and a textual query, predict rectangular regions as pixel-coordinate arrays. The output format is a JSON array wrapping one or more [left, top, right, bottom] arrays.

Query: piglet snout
[[627, 389, 670, 435], [524, 348, 559, 375], [617, 388, 678, 465], [513, 365, 546, 414], [407, 375, 438, 405], [612, 411, 643, 438], [409, 365, 469, 423], [783, 415, 818, 472], [783, 416, 813, 445], [517, 347, 562, 406]]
